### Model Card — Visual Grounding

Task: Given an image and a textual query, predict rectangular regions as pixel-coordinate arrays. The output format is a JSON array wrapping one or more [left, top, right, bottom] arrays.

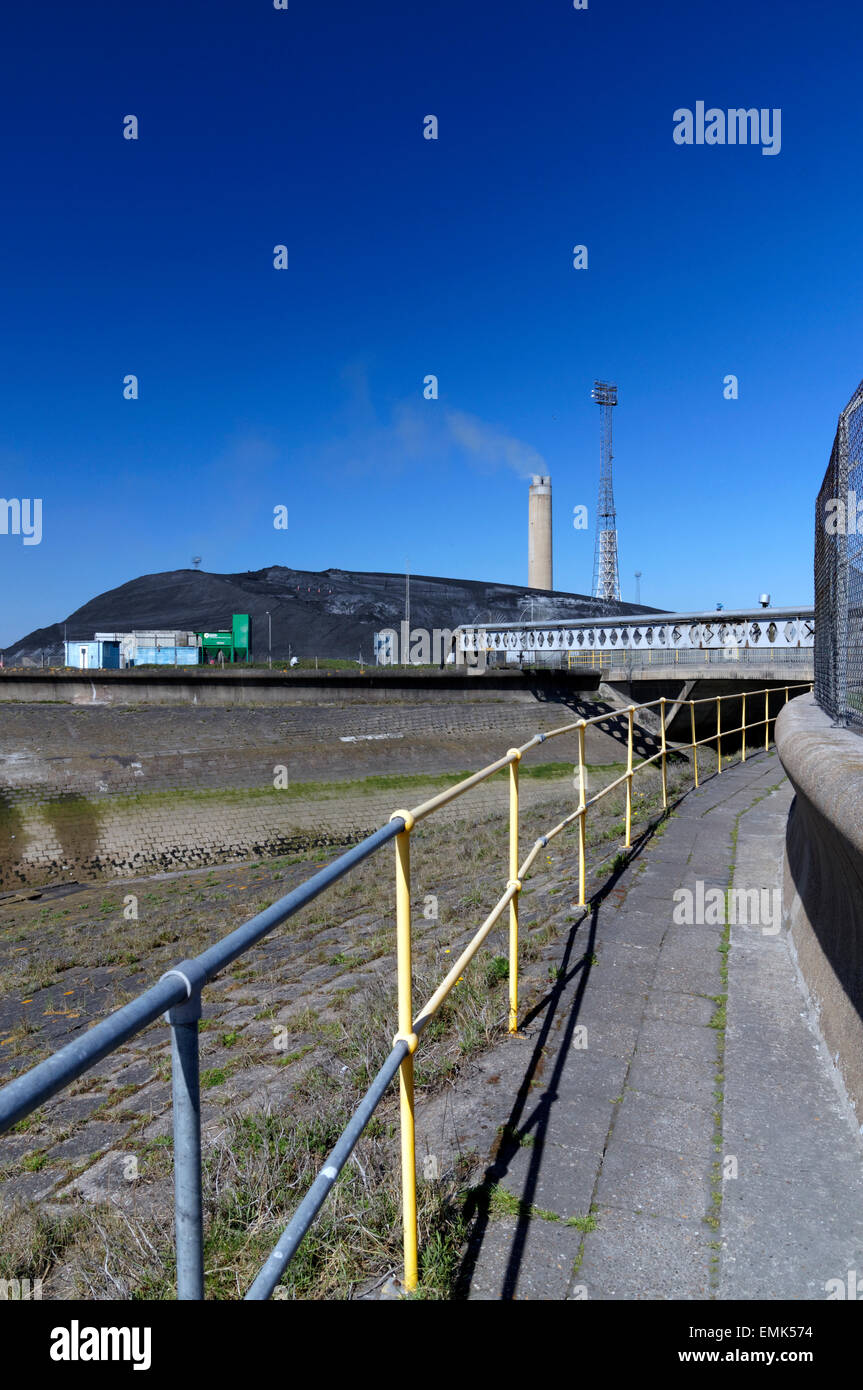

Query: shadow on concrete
[[452, 844, 650, 1300], [0, 791, 28, 887], [42, 793, 102, 872], [526, 680, 687, 766]]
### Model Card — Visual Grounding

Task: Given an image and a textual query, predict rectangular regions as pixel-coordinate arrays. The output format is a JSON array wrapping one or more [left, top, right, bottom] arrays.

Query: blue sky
[[1, 0, 860, 645]]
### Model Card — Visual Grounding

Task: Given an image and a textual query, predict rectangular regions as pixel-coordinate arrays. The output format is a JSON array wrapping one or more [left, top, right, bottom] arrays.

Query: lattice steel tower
[[591, 380, 620, 602]]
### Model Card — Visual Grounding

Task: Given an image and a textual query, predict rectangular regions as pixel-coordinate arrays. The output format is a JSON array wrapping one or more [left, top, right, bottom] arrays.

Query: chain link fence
[[815, 378, 863, 728]]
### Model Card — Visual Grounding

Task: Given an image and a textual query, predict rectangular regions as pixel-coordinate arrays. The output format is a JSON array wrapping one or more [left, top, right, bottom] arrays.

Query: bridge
[[456, 605, 814, 681]]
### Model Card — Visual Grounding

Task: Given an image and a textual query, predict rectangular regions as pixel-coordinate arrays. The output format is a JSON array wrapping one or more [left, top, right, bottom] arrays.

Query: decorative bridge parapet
[[456, 606, 814, 665]]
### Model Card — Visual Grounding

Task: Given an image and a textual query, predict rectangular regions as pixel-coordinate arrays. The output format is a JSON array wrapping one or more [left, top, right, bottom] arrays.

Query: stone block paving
[[458, 749, 863, 1300]]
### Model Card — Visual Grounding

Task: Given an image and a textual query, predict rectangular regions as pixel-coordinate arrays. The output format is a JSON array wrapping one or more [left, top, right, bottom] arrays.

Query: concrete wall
[[0, 668, 599, 707], [775, 694, 863, 1122]]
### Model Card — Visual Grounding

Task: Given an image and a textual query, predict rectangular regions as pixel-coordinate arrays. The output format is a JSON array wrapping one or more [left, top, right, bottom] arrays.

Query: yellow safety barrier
[[386, 679, 811, 1290], [563, 647, 810, 672]]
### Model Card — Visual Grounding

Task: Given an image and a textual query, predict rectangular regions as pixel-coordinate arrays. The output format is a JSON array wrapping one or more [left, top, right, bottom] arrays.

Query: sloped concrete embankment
[[0, 694, 651, 887]]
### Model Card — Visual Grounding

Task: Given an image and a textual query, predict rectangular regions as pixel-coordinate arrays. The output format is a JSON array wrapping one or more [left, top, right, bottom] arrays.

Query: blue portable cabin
[[64, 640, 120, 670]]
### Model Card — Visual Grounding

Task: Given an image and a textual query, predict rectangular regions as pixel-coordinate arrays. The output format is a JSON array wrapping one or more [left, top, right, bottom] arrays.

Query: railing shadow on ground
[[527, 684, 666, 762], [451, 807, 668, 1300], [451, 750, 763, 1300], [527, 683, 697, 770]]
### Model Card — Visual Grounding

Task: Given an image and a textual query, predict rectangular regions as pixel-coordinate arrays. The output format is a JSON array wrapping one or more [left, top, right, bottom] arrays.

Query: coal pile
[[3, 566, 664, 665]]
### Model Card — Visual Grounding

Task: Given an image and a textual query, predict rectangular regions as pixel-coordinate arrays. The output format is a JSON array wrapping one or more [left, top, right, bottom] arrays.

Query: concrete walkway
[[456, 749, 863, 1300]]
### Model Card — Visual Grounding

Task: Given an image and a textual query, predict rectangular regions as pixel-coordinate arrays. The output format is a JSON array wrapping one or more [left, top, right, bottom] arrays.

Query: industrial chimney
[[528, 475, 553, 590]]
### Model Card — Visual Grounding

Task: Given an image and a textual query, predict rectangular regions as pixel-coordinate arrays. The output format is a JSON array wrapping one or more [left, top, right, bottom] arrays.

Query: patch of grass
[[200, 1067, 232, 1090], [707, 995, 727, 1030], [277, 1044, 316, 1067], [564, 1212, 598, 1232], [485, 956, 509, 987]]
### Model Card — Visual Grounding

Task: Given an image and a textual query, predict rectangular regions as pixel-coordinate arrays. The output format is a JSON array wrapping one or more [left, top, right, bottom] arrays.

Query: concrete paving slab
[[554, 1014, 640, 1059], [575, 1206, 713, 1300], [594, 1136, 712, 1222], [466, 1214, 583, 1300], [644, 990, 717, 1026], [626, 1049, 717, 1104], [592, 912, 669, 951], [653, 944, 723, 996], [568, 982, 647, 1028], [613, 1088, 715, 1158], [497, 1139, 598, 1220], [517, 1086, 617, 1151], [637, 1017, 718, 1066], [551, 1048, 630, 1102]]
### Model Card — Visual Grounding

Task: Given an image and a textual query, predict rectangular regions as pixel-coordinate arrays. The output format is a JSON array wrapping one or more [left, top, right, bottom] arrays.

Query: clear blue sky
[[1, 0, 860, 646]]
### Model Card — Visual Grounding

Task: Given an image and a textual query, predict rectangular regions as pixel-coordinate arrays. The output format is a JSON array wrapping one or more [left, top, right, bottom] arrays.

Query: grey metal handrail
[[0, 816, 406, 1299]]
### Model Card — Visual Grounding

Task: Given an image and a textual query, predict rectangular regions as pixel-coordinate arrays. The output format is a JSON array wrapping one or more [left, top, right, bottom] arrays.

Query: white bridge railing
[[456, 607, 814, 662]]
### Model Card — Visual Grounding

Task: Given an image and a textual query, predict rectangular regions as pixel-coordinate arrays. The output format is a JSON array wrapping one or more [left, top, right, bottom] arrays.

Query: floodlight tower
[[591, 380, 620, 602]]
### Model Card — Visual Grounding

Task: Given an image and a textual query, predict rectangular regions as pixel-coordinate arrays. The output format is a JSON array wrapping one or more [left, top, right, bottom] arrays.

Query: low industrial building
[[64, 638, 121, 670], [63, 616, 251, 669]]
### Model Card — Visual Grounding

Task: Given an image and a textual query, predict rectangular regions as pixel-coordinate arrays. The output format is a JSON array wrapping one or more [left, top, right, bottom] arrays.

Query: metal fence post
[[507, 752, 521, 1034], [577, 722, 587, 905], [162, 963, 206, 1301], [625, 706, 634, 846], [765, 689, 769, 750], [391, 812, 418, 1293], [741, 691, 747, 762], [690, 701, 699, 787], [716, 696, 722, 772], [659, 697, 667, 809]]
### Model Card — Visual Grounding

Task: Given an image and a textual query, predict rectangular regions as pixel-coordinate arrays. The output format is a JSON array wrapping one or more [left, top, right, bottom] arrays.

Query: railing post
[[659, 697, 667, 809], [785, 685, 789, 704], [162, 963, 206, 1301], [577, 722, 587, 905], [765, 689, 769, 751], [716, 696, 722, 773], [391, 812, 418, 1293], [690, 701, 699, 788], [741, 691, 747, 762], [625, 706, 634, 846], [507, 752, 521, 1034]]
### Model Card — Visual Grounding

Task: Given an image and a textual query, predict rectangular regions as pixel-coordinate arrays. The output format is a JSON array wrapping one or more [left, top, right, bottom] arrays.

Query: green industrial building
[[197, 614, 250, 664]]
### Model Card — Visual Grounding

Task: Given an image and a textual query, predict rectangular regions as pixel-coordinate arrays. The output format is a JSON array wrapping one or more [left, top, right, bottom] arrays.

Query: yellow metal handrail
[[564, 646, 810, 670], [386, 680, 811, 1290]]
